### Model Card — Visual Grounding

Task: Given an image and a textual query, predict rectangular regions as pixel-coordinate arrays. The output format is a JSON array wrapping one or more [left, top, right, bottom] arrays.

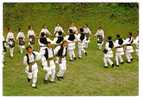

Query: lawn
[[3, 3, 138, 96]]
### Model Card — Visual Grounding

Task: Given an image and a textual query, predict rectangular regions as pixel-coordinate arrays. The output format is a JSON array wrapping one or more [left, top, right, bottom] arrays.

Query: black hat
[[26, 45, 32, 50], [80, 28, 84, 33], [108, 36, 112, 40]]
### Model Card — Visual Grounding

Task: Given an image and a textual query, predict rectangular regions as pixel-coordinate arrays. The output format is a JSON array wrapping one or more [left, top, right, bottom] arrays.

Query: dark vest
[[44, 48, 54, 60], [56, 35, 64, 43], [80, 33, 85, 41], [26, 52, 36, 64], [40, 37, 48, 45], [57, 46, 67, 57], [68, 34, 75, 41]]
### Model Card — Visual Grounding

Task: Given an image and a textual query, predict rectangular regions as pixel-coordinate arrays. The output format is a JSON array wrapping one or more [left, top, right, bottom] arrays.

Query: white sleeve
[[47, 29, 51, 35], [54, 27, 57, 34], [54, 46, 60, 56], [16, 33, 19, 40], [61, 27, 64, 33], [33, 51, 41, 61], [102, 30, 104, 39], [6, 33, 9, 42], [22, 32, 25, 39], [23, 56, 28, 65], [27, 31, 29, 38]]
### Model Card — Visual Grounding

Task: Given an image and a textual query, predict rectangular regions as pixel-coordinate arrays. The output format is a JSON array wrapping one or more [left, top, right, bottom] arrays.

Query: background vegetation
[[3, 3, 138, 96]]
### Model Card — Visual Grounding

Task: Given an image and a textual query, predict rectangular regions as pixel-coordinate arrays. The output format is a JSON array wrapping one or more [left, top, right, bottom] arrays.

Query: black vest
[[26, 52, 36, 64], [68, 34, 75, 41], [56, 35, 64, 43], [80, 33, 85, 41], [44, 48, 54, 60], [40, 37, 48, 45], [57, 46, 67, 57]]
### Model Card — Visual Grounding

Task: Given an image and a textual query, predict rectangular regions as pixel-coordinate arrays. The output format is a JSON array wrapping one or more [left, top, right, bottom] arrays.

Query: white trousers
[[19, 45, 25, 54], [115, 54, 124, 65], [125, 52, 133, 62], [97, 42, 103, 49], [104, 56, 113, 66], [78, 47, 86, 58], [43, 60, 56, 81], [25, 63, 38, 87], [9, 47, 14, 57], [68, 49, 76, 60], [84, 42, 88, 49], [57, 58, 67, 77]]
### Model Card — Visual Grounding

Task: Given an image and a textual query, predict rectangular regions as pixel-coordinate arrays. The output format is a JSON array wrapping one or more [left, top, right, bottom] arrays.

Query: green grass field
[[3, 3, 138, 96]]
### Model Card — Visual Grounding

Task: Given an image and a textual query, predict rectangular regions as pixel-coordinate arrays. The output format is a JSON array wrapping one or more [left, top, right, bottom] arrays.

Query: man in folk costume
[[39, 32, 53, 58], [68, 23, 78, 34], [54, 24, 64, 37], [95, 27, 104, 49], [23, 46, 40, 88], [41, 42, 56, 83], [27, 25, 36, 46], [103, 36, 114, 68], [54, 41, 68, 80], [65, 29, 77, 61], [6, 28, 15, 58], [124, 32, 134, 63], [76, 28, 87, 59], [40, 25, 51, 37], [114, 34, 125, 67], [53, 31, 64, 46], [16, 28, 25, 54], [3, 35, 7, 54], [133, 32, 139, 56], [83, 24, 92, 49]]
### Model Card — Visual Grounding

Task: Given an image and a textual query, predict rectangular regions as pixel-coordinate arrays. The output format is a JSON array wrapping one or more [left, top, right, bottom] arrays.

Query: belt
[[28, 61, 36, 72], [28, 61, 36, 65], [47, 57, 54, 60]]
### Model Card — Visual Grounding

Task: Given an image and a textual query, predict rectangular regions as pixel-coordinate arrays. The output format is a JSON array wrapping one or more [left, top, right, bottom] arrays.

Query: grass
[[3, 3, 138, 96]]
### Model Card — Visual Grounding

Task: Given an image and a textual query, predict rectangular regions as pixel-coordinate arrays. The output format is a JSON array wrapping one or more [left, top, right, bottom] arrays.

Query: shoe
[[111, 64, 114, 68], [131, 58, 133, 61], [32, 84, 37, 88], [57, 76, 64, 80], [116, 65, 119, 67], [43, 80, 48, 84], [120, 62, 124, 64], [78, 57, 82, 59], [74, 57, 76, 60], [85, 52, 87, 56], [49, 80, 56, 83], [27, 78, 31, 82], [57, 76, 62, 81], [127, 61, 131, 64], [69, 59, 74, 62], [104, 66, 108, 68]]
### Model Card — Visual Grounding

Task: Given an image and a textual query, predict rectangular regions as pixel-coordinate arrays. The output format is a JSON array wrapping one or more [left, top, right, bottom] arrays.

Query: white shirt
[[114, 40, 122, 48], [68, 26, 78, 34], [54, 46, 66, 56], [6, 32, 15, 42], [41, 28, 51, 35], [27, 30, 35, 38], [95, 29, 104, 39], [54, 26, 64, 34], [76, 33, 86, 42], [23, 51, 40, 65], [134, 36, 139, 45], [16, 32, 25, 40], [124, 37, 134, 45], [64, 34, 77, 43], [84, 27, 91, 34]]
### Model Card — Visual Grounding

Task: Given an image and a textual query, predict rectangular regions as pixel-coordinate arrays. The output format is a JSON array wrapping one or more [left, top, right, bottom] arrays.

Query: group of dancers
[[3, 23, 139, 88]]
